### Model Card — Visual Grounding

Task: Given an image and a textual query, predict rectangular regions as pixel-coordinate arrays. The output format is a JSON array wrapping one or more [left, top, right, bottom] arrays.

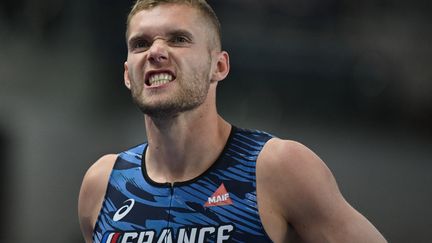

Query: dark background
[[0, 0, 431, 242]]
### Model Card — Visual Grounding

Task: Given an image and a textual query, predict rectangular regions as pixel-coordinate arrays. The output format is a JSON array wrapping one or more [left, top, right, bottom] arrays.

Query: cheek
[[128, 64, 143, 85], [185, 54, 212, 72], [128, 55, 146, 78]]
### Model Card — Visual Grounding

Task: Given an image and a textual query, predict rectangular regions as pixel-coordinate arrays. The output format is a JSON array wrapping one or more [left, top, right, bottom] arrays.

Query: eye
[[170, 35, 190, 45], [129, 39, 150, 52]]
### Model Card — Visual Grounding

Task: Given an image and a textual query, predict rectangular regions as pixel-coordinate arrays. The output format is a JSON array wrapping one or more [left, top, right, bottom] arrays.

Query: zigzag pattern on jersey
[[93, 127, 274, 243]]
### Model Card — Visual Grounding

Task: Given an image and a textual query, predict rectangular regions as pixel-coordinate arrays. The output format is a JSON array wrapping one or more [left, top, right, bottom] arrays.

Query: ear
[[124, 62, 131, 89], [211, 51, 230, 82]]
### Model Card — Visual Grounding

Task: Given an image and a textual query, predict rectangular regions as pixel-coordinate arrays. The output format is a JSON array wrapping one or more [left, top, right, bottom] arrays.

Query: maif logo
[[113, 199, 135, 221], [204, 183, 233, 207]]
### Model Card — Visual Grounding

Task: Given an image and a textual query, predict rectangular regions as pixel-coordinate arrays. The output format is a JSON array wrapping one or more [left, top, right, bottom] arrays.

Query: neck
[[143, 102, 231, 184]]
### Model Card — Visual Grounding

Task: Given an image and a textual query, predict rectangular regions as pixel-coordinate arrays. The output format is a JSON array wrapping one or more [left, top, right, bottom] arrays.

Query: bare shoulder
[[258, 138, 324, 169], [257, 138, 387, 243], [78, 154, 118, 243], [79, 154, 118, 201], [257, 138, 334, 217], [257, 138, 332, 188]]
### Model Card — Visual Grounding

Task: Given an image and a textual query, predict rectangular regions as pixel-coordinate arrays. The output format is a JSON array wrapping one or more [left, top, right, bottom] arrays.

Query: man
[[78, 0, 387, 242]]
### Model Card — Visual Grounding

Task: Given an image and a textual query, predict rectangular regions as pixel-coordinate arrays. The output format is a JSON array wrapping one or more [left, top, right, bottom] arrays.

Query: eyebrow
[[166, 29, 194, 40], [128, 28, 194, 46]]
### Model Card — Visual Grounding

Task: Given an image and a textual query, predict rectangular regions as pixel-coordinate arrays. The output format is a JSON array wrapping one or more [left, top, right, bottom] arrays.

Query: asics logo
[[113, 199, 135, 222]]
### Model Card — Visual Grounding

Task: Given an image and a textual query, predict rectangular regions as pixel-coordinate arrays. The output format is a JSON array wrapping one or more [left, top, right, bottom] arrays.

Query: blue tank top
[[93, 126, 274, 243]]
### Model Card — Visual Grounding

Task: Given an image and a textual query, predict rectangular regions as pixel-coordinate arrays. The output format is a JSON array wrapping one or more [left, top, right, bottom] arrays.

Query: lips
[[149, 73, 173, 86], [145, 70, 176, 87]]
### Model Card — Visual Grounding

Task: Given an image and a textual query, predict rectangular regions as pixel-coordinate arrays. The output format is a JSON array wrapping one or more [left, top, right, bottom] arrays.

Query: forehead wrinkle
[[133, 5, 198, 28], [130, 17, 188, 38]]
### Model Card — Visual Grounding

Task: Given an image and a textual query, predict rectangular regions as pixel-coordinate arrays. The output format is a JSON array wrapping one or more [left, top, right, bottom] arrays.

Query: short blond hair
[[126, 0, 222, 49]]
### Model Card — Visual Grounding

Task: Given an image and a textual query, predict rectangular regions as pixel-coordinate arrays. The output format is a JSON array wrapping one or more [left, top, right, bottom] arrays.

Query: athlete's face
[[124, 4, 226, 118]]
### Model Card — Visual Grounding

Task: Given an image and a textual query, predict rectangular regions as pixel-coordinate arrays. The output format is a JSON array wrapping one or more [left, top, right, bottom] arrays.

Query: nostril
[[149, 53, 168, 63]]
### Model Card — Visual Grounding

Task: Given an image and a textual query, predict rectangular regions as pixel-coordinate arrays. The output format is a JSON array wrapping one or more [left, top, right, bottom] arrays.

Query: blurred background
[[0, 0, 431, 242]]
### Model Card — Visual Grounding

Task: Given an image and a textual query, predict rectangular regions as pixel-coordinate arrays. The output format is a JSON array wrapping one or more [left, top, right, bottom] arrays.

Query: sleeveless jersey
[[93, 126, 274, 243]]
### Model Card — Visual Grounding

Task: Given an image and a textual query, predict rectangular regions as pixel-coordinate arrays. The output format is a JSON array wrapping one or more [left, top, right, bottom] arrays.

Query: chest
[[93, 164, 272, 243], [93, 128, 274, 242]]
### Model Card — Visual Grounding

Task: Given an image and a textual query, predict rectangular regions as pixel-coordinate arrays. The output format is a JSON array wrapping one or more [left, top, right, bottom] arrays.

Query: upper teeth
[[149, 73, 173, 86]]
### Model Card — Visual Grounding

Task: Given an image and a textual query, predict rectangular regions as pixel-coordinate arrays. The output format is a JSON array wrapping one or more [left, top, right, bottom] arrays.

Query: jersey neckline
[[140, 125, 236, 188]]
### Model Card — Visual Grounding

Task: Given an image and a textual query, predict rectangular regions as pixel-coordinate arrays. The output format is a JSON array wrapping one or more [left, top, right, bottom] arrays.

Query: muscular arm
[[257, 139, 386, 243], [78, 154, 118, 243]]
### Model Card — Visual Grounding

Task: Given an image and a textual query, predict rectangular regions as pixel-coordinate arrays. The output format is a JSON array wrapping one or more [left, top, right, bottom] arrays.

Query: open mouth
[[145, 71, 176, 87]]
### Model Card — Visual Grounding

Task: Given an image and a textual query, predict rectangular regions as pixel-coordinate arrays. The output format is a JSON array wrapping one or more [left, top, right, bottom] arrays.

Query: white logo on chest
[[113, 199, 135, 222]]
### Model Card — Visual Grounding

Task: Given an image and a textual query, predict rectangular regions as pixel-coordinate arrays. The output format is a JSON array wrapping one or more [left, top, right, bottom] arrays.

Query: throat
[[143, 118, 232, 184], [144, 147, 214, 184]]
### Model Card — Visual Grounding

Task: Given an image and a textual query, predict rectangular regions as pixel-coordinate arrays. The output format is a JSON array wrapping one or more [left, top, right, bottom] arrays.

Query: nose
[[147, 39, 169, 64]]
